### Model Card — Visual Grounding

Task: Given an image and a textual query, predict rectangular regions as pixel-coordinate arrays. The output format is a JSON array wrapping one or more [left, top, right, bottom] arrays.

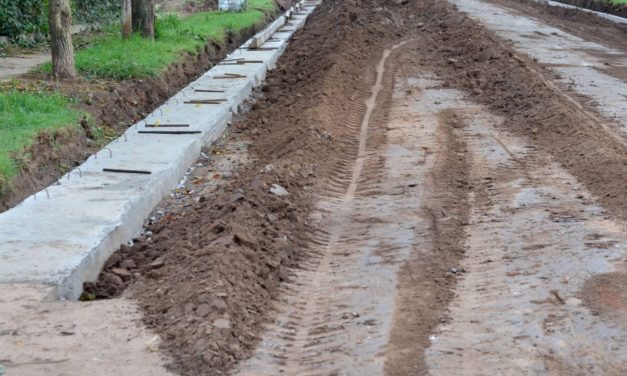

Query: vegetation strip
[[0, 91, 85, 194], [0, 0, 275, 205]]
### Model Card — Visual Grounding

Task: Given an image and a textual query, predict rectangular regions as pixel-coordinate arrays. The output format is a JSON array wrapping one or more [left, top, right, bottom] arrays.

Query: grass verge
[[40, 0, 275, 79], [0, 91, 85, 192]]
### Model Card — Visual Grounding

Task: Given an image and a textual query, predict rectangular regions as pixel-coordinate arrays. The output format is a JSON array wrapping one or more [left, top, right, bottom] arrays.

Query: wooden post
[[48, 0, 76, 78], [122, 0, 132, 39]]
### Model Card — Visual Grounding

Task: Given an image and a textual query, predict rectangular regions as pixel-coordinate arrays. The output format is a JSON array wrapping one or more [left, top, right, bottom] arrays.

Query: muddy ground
[[82, 0, 627, 375]]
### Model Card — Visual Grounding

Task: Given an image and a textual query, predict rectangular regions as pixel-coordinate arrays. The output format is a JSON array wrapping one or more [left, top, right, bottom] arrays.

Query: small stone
[[197, 294, 211, 303], [111, 268, 132, 281], [212, 319, 231, 329], [211, 298, 227, 310], [229, 191, 245, 204], [104, 253, 122, 269], [102, 272, 123, 287], [270, 184, 289, 196], [184, 303, 195, 315], [149, 258, 165, 269], [232, 224, 255, 248], [196, 304, 211, 317], [120, 259, 137, 269]]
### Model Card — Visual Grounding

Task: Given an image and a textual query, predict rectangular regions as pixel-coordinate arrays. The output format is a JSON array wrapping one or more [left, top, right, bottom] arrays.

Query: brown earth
[[0, 6, 286, 212], [86, 0, 428, 375], [412, 0, 627, 223], [581, 272, 627, 313], [82, 0, 627, 375], [384, 107, 471, 375]]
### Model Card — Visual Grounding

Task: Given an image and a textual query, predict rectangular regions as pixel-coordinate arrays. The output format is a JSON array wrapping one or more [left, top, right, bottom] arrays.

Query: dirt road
[[77, 0, 627, 375]]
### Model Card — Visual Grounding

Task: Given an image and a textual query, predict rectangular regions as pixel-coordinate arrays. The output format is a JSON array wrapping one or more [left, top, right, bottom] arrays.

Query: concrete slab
[[0, 0, 321, 300]]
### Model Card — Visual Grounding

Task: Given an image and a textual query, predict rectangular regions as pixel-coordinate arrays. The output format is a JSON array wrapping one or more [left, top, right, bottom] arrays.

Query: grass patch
[[40, 0, 275, 79], [0, 91, 85, 188], [610, 0, 627, 4]]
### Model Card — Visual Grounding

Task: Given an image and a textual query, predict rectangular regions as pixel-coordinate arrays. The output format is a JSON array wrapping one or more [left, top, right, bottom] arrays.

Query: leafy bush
[[0, 0, 119, 42], [72, 0, 120, 26], [0, 0, 49, 43]]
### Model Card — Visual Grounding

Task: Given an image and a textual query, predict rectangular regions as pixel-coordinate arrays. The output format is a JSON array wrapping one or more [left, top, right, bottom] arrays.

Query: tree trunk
[[132, 0, 155, 40], [122, 0, 133, 39], [48, 0, 76, 78]]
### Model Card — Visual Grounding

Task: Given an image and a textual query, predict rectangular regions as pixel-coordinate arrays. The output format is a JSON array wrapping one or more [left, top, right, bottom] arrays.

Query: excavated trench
[[81, 0, 627, 375]]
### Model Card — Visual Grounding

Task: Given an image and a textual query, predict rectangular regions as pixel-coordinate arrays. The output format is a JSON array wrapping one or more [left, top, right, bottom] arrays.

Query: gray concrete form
[[533, 0, 627, 25], [0, 0, 321, 300]]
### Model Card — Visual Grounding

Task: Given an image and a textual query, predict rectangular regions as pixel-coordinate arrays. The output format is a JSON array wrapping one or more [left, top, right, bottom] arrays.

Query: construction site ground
[[2, 0, 627, 375]]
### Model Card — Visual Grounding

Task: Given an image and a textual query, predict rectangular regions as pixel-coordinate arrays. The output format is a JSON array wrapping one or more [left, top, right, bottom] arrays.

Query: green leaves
[[0, 0, 120, 43]]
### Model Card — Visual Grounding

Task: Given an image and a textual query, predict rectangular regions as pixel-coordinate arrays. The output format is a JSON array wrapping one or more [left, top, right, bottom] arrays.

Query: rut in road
[[235, 41, 421, 375]]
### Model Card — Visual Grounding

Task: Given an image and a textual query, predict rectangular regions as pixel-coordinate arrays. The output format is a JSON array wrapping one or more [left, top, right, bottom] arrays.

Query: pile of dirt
[[85, 0, 419, 375], [0, 19, 272, 211], [554, 0, 627, 18]]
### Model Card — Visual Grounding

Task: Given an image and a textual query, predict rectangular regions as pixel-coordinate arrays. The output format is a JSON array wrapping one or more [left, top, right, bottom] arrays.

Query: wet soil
[[0, 8, 284, 212], [82, 0, 627, 374], [416, 0, 627, 223], [88, 0, 423, 375]]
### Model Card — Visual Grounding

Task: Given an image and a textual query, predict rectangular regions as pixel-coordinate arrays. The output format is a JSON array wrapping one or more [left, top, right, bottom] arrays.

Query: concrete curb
[[535, 0, 627, 25], [0, 0, 321, 300]]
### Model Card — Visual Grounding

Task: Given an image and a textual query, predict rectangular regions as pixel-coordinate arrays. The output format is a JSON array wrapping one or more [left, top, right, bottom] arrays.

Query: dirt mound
[[85, 0, 419, 375]]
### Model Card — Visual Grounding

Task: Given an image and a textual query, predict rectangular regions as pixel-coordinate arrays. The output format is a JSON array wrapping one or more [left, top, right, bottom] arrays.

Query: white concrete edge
[[250, 15, 286, 48], [0, 0, 321, 300], [532, 0, 627, 25]]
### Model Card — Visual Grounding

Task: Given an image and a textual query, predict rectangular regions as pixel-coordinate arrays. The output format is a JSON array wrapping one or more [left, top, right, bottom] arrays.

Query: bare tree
[[132, 0, 156, 40], [122, 0, 133, 39], [48, 0, 76, 78]]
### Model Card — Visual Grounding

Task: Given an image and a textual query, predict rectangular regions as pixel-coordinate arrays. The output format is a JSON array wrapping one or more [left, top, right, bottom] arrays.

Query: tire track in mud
[[235, 41, 431, 375], [409, 74, 627, 375]]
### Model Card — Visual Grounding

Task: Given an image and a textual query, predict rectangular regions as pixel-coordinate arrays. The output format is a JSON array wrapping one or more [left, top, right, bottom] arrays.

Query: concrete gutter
[[0, 0, 322, 300], [534, 0, 627, 25]]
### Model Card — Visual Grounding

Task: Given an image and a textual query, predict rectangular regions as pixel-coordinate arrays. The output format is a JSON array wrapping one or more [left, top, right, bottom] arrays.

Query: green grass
[[40, 0, 275, 79], [610, 0, 627, 4], [0, 91, 84, 186]]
